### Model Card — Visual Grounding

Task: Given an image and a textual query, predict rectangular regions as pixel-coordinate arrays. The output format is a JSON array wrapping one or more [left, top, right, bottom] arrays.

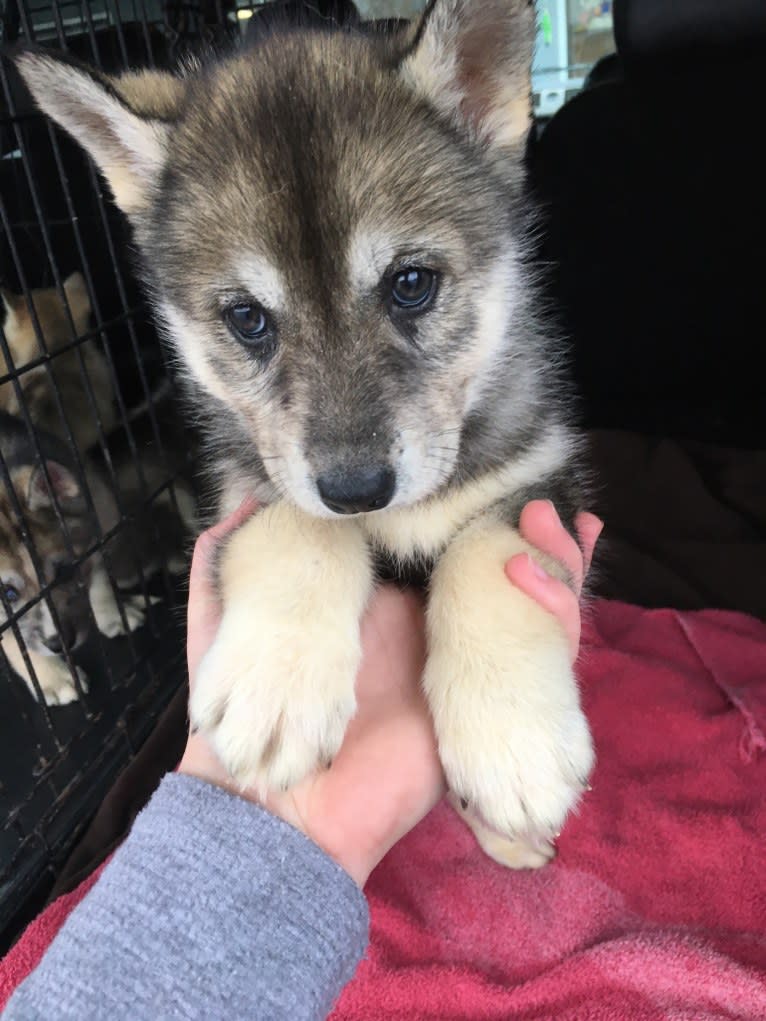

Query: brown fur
[[1, 272, 116, 453], [0, 443, 104, 705], [0, 411, 197, 705]]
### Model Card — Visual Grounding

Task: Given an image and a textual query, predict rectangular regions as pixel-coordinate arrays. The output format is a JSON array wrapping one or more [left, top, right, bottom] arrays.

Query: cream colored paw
[[190, 504, 372, 790], [190, 609, 361, 789], [425, 519, 594, 842], [428, 631, 593, 839], [449, 793, 555, 869], [33, 659, 89, 706]]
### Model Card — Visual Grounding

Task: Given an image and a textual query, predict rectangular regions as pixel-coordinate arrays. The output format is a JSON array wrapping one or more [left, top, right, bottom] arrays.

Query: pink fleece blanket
[[3, 601, 765, 1019]]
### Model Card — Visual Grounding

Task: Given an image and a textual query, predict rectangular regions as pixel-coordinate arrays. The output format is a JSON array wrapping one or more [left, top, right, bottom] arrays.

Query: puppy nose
[[317, 465, 395, 514], [43, 622, 77, 654]]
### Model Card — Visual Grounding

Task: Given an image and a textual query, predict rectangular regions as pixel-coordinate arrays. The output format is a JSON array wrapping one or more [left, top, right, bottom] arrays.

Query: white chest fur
[[361, 425, 572, 560]]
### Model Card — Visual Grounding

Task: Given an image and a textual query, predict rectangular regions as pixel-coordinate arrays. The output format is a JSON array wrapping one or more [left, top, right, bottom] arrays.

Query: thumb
[[187, 497, 259, 682]]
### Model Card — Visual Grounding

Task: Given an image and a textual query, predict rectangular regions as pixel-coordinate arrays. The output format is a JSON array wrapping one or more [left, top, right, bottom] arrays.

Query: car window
[[533, 1, 615, 119]]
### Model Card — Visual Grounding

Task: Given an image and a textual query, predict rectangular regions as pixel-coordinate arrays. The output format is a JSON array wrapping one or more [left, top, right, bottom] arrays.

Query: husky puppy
[[1, 272, 117, 453], [0, 409, 198, 705], [16, 0, 594, 864], [0, 412, 148, 704], [0, 277, 195, 704]]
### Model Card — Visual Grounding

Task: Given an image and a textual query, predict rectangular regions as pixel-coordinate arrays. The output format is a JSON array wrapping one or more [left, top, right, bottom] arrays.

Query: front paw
[[34, 659, 89, 706], [450, 793, 556, 869], [189, 505, 372, 790], [95, 594, 159, 638], [189, 603, 361, 790], [426, 625, 593, 841]]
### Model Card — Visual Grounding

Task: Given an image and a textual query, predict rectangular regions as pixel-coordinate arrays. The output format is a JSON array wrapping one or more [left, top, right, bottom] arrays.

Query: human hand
[[507, 500, 602, 659], [179, 499, 602, 886], [180, 502, 441, 887]]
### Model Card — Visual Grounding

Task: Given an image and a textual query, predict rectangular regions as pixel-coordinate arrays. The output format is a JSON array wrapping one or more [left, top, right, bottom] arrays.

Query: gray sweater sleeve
[[4, 773, 369, 1021]]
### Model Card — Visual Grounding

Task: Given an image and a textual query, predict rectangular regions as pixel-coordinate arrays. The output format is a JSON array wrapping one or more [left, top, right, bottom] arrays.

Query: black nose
[[317, 465, 395, 514], [43, 621, 78, 655]]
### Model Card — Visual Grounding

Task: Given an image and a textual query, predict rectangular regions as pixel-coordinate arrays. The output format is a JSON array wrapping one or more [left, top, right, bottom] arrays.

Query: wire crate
[[0, 0, 425, 952], [0, 0, 231, 948]]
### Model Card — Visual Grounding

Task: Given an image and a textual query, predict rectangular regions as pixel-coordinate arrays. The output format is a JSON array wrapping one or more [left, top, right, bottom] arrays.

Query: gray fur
[[13, 2, 597, 844], [15, 0, 586, 555]]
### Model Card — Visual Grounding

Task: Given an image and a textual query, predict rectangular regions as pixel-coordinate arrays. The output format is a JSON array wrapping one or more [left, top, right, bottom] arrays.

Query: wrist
[[309, 828, 373, 888], [178, 734, 258, 804], [178, 735, 374, 885]]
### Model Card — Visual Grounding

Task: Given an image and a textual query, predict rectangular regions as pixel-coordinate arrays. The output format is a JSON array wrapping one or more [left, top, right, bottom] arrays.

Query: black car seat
[[245, 0, 361, 37], [529, 0, 766, 446]]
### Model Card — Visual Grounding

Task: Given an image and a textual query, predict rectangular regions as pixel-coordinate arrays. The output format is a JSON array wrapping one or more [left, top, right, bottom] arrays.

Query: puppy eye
[[389, 267, 437, 311], [224, 302, 273, 350], [2, 584, 19, 605]]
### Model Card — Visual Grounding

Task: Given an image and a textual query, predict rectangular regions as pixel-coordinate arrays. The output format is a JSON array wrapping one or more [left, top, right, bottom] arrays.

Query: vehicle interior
[[1, 0, 764, 1014]]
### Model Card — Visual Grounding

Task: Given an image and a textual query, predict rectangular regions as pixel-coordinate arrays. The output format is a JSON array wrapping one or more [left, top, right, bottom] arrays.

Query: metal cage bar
[[0, 0, 206, 947]]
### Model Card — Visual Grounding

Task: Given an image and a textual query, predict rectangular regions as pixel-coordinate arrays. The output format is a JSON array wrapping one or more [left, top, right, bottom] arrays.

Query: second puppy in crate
[[0, 410, 196, 705], [1, 271, 116, 452], [1, 271, 196, 703]]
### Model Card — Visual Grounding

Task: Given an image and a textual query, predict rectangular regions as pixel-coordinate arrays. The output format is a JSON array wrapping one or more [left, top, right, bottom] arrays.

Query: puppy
[[1, 272, 116, 453], [16, 0, 594, 863]]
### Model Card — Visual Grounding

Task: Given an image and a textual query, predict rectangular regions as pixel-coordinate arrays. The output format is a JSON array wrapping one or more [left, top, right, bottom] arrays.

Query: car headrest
[[614, 0, 766, 65]]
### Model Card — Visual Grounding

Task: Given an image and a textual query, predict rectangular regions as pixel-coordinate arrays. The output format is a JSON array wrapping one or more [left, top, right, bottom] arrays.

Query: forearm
[[5, 773, 368, 1021]]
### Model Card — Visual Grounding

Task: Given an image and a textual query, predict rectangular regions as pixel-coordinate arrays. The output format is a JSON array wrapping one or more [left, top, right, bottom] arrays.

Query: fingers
[[510, 500, 603, 661], [517, 500, 584, 594], [517, 500, 603, 597], [187, 497, 259, 682], [505, 553, 583, 661]]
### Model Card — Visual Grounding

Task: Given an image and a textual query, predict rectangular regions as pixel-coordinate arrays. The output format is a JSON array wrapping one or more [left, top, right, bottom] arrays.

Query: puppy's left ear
[[25, 460, 86, 515], [14, 50, 184, 216], [400, 0, 535, 157]]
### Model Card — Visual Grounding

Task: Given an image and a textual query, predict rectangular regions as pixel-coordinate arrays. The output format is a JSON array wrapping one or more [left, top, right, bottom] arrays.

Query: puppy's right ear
[[14, 50, 184, 216], [400, 0, 535, 160]]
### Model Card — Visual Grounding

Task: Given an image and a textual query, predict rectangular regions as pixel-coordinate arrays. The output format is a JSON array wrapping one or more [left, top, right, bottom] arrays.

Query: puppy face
[[17, 0, 536, 517]]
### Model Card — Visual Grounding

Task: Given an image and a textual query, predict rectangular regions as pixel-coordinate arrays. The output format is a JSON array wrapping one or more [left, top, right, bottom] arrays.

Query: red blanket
[[2, 601, 765, 1019]]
